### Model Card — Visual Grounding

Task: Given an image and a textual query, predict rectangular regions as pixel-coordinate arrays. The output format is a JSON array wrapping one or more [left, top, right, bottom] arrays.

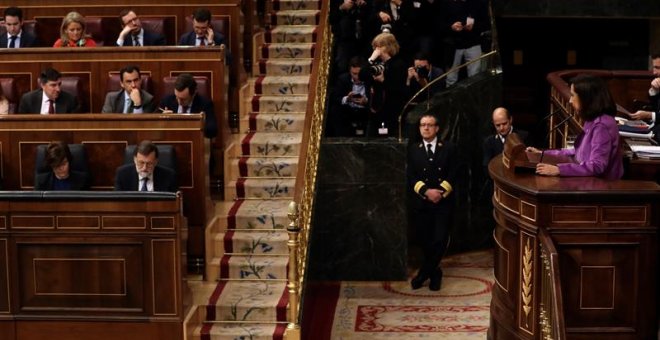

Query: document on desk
[[630, 145, 660, 159]]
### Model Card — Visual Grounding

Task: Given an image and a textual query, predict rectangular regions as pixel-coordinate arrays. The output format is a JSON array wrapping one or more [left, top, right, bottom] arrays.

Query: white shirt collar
[[424, 136, 438, 153]]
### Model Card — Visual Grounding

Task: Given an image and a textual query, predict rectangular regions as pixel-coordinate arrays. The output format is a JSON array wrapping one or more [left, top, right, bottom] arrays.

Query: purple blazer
[[545, 114, 623, 179]]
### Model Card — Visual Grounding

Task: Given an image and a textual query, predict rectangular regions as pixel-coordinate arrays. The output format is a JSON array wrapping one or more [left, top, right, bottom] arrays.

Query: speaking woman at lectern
[[526, 74, 623, 179]]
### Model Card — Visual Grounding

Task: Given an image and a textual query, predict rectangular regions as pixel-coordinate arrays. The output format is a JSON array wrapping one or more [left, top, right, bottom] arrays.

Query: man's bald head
[[492, 107, 512, 137]]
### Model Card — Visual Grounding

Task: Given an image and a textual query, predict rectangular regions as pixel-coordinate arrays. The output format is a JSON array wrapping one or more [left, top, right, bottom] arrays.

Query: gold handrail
[[284, 0, 331, 337], [397, 50, 499, 141]]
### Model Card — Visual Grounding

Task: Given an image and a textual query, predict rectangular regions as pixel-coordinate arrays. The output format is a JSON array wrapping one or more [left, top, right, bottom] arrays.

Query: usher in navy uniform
[[407, 119, 457, 291]]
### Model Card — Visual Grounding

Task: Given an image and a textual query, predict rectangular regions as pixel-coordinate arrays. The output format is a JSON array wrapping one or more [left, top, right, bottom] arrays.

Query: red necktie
[[48, 99, 55, 114]]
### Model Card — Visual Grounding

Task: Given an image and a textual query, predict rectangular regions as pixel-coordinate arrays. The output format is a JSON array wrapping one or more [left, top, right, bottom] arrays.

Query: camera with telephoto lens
[[369, 63, 385, 76]]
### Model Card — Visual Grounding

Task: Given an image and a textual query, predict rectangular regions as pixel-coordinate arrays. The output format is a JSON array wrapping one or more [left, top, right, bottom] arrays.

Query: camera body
[[415, 66, 429, 79], [380, 23, 392, 33]]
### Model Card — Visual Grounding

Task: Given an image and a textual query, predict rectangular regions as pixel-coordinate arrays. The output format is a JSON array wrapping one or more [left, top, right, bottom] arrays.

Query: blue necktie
[[9, 36, 17, 48], [140, 177, 148, 191]]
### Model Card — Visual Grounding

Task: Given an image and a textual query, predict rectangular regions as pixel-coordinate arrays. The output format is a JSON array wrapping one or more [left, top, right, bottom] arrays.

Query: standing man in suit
[[116, 9, 166, 46], [160, 73, 218, 139], [482, 107, 528, 172], [2, 7, 39, 48], [18, 68, 79, 114], [179, 8, 225, 47], [114, 140, 177, 192], [407, 113, 457, 291], [102, 65, 155, 113]]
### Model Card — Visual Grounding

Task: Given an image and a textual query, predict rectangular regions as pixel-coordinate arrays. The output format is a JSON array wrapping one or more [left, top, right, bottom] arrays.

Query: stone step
[[271, 10, 320, 26], [241, 112, 306, 133], [228, 157, 299, 179], [252, 95, 308, 113], [257, 59, 313, 76], [193, 323, 287, 340], [214, 230, 289, 256], [260, 43, 315, 59], [265, 25, 317, 44], [201, 281, 288, 322], [254, 75, 310, 95], [272, 0, 321, 11], [210, 254, 289, 280], [225, 178, 296, 200], [239, 132, 303, 157]]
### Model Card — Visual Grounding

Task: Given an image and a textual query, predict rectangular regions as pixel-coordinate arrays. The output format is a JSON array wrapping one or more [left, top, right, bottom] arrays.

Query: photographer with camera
[[329, 56, 372, 136], [331, 0, 371, 72], [367, 33, 408, 137], [406, 52, 445, 100], [372, 0, 415, 62]]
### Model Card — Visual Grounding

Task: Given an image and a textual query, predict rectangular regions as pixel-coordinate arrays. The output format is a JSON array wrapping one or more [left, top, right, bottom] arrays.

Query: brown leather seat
[[0, 78, 17, 113], [106, 73, 153, 94], [84, 17, 103, 46], [140, 17, 176, 45], [160, 75, 209, 100], [60, 76, 86, 112]]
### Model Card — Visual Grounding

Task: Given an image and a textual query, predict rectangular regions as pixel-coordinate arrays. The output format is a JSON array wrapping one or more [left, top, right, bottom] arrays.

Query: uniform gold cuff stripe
[[440, 181, 452, 197], [414, 181, 425, 194]]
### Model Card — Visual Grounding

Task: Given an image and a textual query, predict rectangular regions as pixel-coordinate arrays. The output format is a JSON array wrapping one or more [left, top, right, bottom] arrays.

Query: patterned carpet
[[330, 250, 494, 339]]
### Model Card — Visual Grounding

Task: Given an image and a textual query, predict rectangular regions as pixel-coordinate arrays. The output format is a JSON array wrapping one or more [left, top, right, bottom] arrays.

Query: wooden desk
[[0, 191, 188, 340], [0, 114, 211, 260], [488, 156, 659, 339]]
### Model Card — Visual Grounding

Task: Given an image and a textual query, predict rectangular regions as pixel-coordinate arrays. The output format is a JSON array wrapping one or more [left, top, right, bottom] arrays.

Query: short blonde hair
[[371, 33, 399, 57], [60, 11, 88, 45]]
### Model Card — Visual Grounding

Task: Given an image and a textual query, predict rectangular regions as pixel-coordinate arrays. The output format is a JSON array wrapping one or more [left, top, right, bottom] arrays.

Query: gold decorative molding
[[521, 237, 533, 329], [520, 200, 537, 222]]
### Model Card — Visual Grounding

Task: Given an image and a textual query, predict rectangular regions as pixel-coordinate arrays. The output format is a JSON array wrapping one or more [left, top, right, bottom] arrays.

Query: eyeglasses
[[419, 123, 436, 127], [135, 160, 155, 168]]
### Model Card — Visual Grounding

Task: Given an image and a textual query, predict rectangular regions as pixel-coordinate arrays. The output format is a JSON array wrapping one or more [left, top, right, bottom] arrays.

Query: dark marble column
[[308, 138, 408, 281]]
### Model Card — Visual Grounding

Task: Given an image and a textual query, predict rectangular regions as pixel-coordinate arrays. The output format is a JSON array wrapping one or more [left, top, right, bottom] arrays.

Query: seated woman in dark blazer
[[35, 141, 90, 190]]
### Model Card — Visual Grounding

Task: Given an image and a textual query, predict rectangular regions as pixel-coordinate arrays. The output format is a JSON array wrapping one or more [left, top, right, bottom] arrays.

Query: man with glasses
[[114, 140, 177, 192], [102, 65, 155, 113], [116, 9, 166, 46], [407, 113, 457, 291]]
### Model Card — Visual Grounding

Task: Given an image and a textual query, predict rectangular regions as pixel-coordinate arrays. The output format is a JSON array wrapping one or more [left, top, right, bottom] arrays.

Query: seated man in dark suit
[[114, 140, 177, 192], [115, 9, 166, 46], [179, 8, 225, 47], [2, 7, 39, 48], [102, 65, 155, 113], [330, 56, 372, 136], [18, 67, 79, 114], [159, 73, 218, 139], [35, 141, 90, 190], [482, 107, 528, 173]]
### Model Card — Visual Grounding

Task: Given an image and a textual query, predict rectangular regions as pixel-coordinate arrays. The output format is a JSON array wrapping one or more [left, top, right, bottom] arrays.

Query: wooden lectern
[[488, 155, 660, 339]]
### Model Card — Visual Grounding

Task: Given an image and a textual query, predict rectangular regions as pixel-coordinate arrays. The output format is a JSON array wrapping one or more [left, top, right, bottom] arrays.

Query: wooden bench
[[0, 191, 188, 340], [0, 114, 210, 261]]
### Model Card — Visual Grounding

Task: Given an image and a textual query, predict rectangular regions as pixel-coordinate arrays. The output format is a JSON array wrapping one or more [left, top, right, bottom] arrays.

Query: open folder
[[501, 133, 571, 173]]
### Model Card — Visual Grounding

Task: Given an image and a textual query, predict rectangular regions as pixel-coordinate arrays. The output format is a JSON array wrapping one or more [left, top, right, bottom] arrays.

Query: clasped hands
[[424, 188, 444, 203], [525, 147, 560, 176]]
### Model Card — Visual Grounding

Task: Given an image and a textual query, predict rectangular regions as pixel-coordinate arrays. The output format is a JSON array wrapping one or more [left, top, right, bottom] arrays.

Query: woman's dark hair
[[571, 74, 616, 121], [45, 141, 72, 169]]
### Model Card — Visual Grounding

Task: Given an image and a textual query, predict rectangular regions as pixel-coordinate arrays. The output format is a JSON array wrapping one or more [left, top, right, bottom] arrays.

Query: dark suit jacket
[[159, 94, 218, 138], [102, 89, 155, 113], [35, 170, 90, 190], [482, 129, 529, 169], [0, 31, 39, 47], [178, 30, 225, 46], [114, 164, 177, 192], [407, 139, 458, 211], [120, 29, 166, 46], [17, 89, 79, 114]]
